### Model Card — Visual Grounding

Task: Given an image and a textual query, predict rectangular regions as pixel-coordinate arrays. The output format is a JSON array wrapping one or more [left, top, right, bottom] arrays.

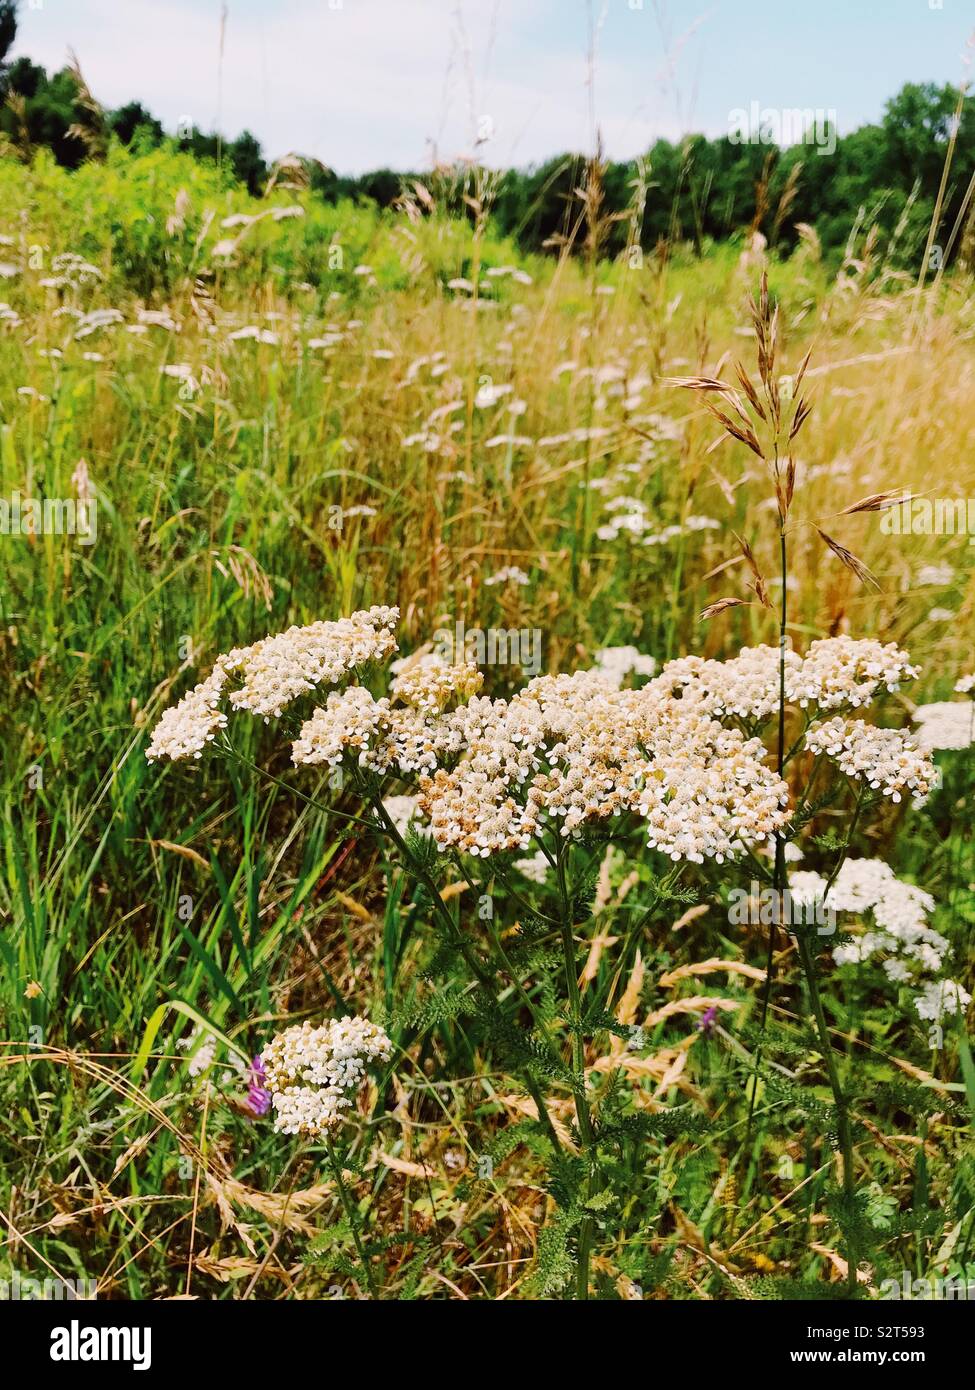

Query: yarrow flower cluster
[[805, 718, 937, 804], [381, 793, 429, 839], [653, 647, 801, 721], [651, 637, 918, 723], [146, 607, 399, 760], [915, 979, 972, 1024], [590, 646, 657, 687], [513, 849, 550, 884], [790, 637, 919, 709], [146, 667, 229, 762], [146, 609, 938, 884], [416, 670, 790, 861], [261, 1015, 393, 1137], [222, 606, 399, 719], [912, 701, 975, 752], [291, 686, 393, 769], [390, 652, 483, 713], [178, 1025, 219, 1077], [289, 669, 479, 775], [789, 859, 967, 1024]]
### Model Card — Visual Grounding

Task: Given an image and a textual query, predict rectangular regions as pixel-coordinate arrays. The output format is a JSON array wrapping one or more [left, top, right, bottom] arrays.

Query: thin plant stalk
[[793, 931, 858, 1297], [748, 517, 787, 1136], [368, 793, 568, 1163], [325, 1135, 377, 1299], [554, 836, 598, 1300]]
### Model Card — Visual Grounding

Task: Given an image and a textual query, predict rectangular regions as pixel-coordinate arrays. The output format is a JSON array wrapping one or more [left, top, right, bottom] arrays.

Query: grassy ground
[[1, 145, 973, 1300]]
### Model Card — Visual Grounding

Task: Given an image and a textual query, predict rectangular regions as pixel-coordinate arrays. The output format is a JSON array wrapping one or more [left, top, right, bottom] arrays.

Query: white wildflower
[[228, 325, 280, 345], [800, 859, 953, 1003], [513, 850, 550, 884], [390, 652, 483, 714], [915, 564, 954, 586], [474, 382, 512, 408], [789, 637, 919, 709], [484, 566, 530, 587], [223, 606, 398, 720], [912, 702, 975, 752], [591, 646, 656, 687], [292, 686, 392, 770], [653, 637, 918, 723], [146, 607, 399, 760], [805, 718, 937, 804], [381, 794, 429, 839], [74, 308, 124, 339], [786, 870, 828, 909], [418, 672, 789, 861], [915, 980, 971, 1024], [146, 666, 229, 762], [178, 1026, 218, 1077], [261, 1016, 393, 1137]]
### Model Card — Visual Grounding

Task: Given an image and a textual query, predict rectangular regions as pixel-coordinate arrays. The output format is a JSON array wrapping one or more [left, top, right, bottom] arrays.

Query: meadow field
[[1, 140, 974, 1304]]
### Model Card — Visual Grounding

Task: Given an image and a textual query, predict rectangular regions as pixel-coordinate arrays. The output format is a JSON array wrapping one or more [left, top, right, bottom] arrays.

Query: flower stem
[[748, 522, 787, 1138], [823, 784, 867, 898], [371, 797, 566, 1160], [481, 906, 566, 1156], [325, 1136, 377, 1299], [554, 838, 597, 1300], [794, 930, 858, 1296], [368, 791, 491, 988]]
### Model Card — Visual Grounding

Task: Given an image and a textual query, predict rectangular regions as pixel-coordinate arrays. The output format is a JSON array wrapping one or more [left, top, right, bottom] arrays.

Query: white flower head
[[390, 652, 483, 714], [261, 1015, 393, 1138], [417, 672, 790, 862], [913, 702, 975, 752], [915, 980, 971, 1024], [805, 718, 937, 804], [146, 607, 399, 761]]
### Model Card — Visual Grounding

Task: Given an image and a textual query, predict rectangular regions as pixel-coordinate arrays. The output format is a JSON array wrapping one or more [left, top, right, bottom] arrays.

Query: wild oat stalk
[[674, 271, 868, 1295]]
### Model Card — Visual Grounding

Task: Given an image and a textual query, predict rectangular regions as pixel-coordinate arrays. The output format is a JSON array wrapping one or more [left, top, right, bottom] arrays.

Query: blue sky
[[11, 0, 975, 172]]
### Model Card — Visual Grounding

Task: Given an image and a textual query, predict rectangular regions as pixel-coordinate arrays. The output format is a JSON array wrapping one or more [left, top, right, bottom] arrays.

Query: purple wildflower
[[697, 1005, 719, 1038], [244, 1054, 272, 1117]]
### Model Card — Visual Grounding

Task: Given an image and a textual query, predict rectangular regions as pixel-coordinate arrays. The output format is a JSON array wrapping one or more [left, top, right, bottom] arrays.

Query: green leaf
[[132, 998, 248, 1079]]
